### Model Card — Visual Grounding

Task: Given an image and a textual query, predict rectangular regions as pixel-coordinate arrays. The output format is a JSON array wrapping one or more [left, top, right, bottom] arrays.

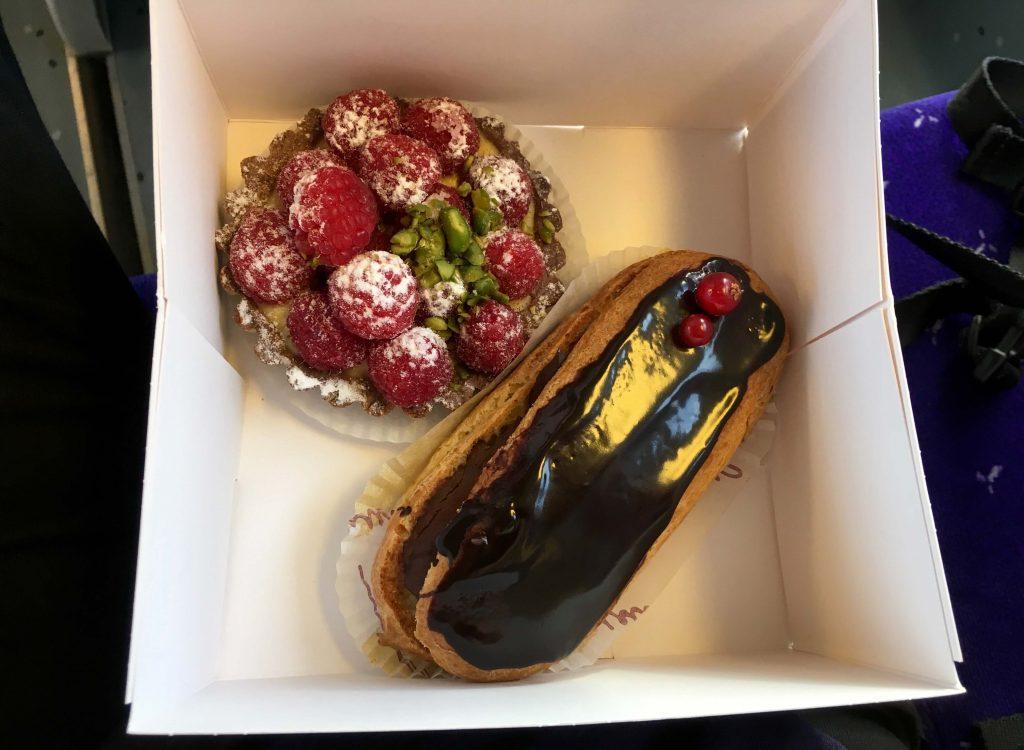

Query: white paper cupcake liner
[[226, 102, 587, 445], [335, 246, 779, 677]]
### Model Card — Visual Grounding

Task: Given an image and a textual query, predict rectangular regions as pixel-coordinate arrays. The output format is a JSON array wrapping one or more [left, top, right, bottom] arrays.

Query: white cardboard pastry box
[[130, 0, 964, 734]]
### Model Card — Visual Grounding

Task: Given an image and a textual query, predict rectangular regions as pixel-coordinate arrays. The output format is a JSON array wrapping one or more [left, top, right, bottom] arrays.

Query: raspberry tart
[[216, 90, 572, 419]]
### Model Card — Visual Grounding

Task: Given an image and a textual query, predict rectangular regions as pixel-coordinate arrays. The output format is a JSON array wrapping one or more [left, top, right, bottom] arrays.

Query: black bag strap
[[891, 57, 1024, 388], [889, 216, 1024, 309]]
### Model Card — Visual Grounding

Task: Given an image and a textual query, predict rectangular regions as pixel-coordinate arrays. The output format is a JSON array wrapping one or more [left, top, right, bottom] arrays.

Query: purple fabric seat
[[883, 90, 1024, 746]]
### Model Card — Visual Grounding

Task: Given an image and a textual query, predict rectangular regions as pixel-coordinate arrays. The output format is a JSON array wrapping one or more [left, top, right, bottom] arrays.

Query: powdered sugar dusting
[[224, 185, 260, 221], [455, 300, 526, 374], [482, 229, 544, 299], [322, 89, 400, 155], [289, 170, 321, 230], [469, 156, 532, 224], [405, 97, 479, 170], [287, 365, 365, 405], [358, 134, 441, 210], [421, 278, 466, 318], [237, 298, 255, 327], [368, 326, 453, 409], [276, 148, 340, 204], [384, 326, 443, 366], [522, 276, 565, 332], [341, 108, 387, 149], [229, 209, 311, 303], [329, 250, 418, 339]]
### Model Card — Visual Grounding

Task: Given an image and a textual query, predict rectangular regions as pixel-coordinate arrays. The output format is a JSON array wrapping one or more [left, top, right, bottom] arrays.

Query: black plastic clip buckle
[[963, 304, 1024, 388]]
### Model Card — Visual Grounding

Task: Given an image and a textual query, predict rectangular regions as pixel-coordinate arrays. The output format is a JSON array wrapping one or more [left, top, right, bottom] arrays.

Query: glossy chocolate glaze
[[426, 258, 785, 670], [402, 425, 516, 596], [402, 347, 570, 596]]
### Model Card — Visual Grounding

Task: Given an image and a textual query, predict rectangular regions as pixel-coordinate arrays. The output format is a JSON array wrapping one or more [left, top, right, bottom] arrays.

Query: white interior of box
[[130, 0, 962, 733]]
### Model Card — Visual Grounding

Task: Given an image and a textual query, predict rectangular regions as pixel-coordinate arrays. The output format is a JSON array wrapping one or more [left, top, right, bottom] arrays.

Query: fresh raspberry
[[289, 165, 378, 266], [403, 97, 480, 172], [327, 250, 418, 340], [358, 134, 441, 210], [275, 149, 343, 205], [468, 156, 532, 226], [287, 291, 368, 371], [322, 88, 401, 157], [228, 208, 311, 303], [674, 313, 714, 348], [455, 300, 525, 375], [368, 327, 454, 408], [695, 272, 743, 316], [422, 183, 471, 222], [484, 230, 545, 299]]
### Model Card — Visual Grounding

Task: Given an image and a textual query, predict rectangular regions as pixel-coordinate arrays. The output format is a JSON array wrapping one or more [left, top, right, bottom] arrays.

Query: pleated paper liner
[[225, 103, 587, 444], [335, 246, 778, 677]]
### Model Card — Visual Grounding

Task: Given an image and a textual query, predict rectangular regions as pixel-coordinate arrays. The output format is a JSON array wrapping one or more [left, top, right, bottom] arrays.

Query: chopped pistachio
[[416, 226, 445, 258], [435, 258, 455, 280], [390, 228, 419, 255], [419, 268, 442, 288], [465, 295, 481, 307], [487, 208, 503, 231], [493, 291, 510, 303], [440, 208, 471, 254], [436, 328, 452, 340], [464, 243, 485, 267], [470, 188, 491, 211], [424, 316, 449, 333], [471, 207, 492, 236], [447, 319, 461, 333], [456, 181, 471, 197], [308, 256, 322, 269], [461, 265, 486, 283], [464, 155, 475, 170], [472, 276, 498, 298], [537, 218, 555, 244]]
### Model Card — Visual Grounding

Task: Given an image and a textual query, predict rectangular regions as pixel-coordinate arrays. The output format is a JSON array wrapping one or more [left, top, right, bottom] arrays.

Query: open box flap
[[772, 307, 961, 686], [151, 0, 227, 352], [128, 651, 960, 734], [746, 0, 961, 661], [870, 64, 960, 659], [129, 0, 231, 700], [127, 302, 244, 711], [746, 0, 886, 347], [179, 0, 841, 127], [880, 304, 963, 662]]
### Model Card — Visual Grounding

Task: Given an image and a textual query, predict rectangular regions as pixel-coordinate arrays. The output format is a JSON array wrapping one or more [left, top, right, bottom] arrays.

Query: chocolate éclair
[[372, 250, 788, 681]]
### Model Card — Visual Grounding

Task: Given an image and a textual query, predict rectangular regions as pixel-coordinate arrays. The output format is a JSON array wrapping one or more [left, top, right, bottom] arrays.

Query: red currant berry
[[675, 313, 714, 348], [695, 272, 743, 315]]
